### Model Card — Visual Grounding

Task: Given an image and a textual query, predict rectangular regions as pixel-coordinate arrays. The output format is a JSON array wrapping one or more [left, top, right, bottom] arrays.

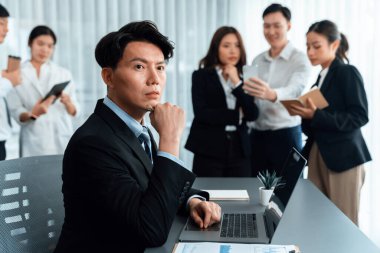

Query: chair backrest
[[0, 155, 64, 253]]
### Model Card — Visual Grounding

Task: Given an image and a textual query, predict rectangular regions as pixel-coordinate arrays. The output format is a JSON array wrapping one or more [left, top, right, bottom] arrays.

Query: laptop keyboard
[[220, 213, 258, 238]]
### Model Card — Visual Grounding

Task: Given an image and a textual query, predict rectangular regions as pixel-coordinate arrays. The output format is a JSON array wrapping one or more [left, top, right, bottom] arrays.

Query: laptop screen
[[263, 148, 307, 239]]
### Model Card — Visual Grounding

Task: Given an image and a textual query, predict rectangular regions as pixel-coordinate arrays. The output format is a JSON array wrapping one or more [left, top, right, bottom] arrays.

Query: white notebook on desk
[[203, 190, 249, 201]]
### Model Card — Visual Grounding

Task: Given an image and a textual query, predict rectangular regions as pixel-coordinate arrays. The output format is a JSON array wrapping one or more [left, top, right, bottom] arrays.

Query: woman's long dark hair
[[307, 20, 349, 63], [199, 26, 246, 74]]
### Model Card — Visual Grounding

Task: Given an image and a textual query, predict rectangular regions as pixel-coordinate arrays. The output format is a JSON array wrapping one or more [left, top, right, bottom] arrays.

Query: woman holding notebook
[[289, 20, 371, 225], [7, 25, 78, 157]]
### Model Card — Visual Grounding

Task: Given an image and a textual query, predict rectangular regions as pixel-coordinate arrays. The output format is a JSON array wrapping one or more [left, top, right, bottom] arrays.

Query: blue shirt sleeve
[[157, 151, 186, 168]]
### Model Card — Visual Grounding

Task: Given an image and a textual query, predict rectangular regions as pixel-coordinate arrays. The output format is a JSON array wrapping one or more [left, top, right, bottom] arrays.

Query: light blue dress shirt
[[103, 96, 185, 167], [103, 97, 205, 206]]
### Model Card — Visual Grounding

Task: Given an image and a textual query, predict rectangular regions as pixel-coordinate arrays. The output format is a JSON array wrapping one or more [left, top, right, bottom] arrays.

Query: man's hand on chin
[[188, 198, 221, 229]]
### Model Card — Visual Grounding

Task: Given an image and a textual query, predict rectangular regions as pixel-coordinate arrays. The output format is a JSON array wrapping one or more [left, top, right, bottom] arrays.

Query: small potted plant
[[257, 170, 285, 206]]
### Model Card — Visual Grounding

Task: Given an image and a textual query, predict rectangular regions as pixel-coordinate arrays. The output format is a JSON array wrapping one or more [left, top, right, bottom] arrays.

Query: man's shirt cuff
[[186, 194, 207, 211], [157, 151, 186, 168]]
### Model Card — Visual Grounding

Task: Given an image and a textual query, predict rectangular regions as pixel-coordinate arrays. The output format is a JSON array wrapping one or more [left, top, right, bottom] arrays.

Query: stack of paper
[[203, 190, 250, 201], [173, 242, 299, 253]]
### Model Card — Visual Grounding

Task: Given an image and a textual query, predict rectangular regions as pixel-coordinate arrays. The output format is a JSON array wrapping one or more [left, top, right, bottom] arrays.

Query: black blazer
[[302, 58, 371, 172], [185, 68, 259, 158], [55, 100, 208, 253]]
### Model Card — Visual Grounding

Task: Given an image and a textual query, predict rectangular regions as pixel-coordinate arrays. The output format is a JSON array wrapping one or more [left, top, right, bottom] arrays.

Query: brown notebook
[[281, 88, 329, 116]]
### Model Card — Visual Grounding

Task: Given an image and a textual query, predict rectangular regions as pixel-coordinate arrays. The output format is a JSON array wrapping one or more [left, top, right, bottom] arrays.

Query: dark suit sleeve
[[231, 84, 259, 121], [65, 135, 196, 247], [301, 119, 313, 137], [311, 66, 369, 131], [177, 189, 210, 215], [191, 70, 239, 126]]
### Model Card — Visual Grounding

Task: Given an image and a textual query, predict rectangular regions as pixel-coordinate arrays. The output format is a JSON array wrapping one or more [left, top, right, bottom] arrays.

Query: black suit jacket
[[55, 100, 208, 253], [185, 68, 259, 158], [302, 58, 371, 172]]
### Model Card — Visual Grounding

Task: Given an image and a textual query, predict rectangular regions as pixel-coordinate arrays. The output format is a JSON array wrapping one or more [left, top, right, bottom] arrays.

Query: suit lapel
[[23, 62, 45, 97], [94, 100, 153, 175], [320, 58, 343, 93], [208, 68, 229, 108]]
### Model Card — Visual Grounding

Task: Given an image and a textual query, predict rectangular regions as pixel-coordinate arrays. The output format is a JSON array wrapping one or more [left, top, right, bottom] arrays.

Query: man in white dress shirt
[[0, 4, 21, 160], [243, 3, 311, 176]]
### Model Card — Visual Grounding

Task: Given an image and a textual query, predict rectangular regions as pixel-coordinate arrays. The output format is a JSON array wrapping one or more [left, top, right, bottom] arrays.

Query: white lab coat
[[7, 61, 78, 157], [0, 77, 12, 141]]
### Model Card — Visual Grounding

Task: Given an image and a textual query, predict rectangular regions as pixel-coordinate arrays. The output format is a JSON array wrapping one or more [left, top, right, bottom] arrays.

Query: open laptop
[[179, 147, 307, 244]]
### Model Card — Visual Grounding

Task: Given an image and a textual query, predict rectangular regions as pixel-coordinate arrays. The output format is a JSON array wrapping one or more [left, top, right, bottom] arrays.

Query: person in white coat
[[0, 4, 21, 160], [7, 25, 78, 157]]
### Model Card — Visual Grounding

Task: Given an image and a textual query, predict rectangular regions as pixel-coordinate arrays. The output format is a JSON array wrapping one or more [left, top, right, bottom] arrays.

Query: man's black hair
[[262, 3, 291, 21], [95, 20, 174, 69], [0, 4, 10, 18]]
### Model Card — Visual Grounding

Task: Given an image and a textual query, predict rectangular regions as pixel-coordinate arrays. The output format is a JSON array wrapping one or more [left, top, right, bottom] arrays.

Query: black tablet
[[42, 80, 70, 102]]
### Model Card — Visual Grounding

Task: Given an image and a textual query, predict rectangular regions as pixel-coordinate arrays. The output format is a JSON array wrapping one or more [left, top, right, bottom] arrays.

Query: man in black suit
[[55, 21, 221, 253]]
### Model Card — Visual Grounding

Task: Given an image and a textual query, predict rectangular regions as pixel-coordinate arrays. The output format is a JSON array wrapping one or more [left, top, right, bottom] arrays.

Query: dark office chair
[[0, 155, 64, 253]]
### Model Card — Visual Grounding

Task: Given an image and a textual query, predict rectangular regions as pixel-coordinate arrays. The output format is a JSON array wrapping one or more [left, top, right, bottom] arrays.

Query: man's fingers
[[215, 205, 222, 221], [209, 204, 222, 226], [243, 84, 259, 93], [202, 205, 212, 228], [190, 202, 222, 229], [191, 210, 203, 228]]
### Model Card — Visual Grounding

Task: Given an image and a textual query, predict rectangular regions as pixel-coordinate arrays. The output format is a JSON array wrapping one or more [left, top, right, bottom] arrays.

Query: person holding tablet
[[7, 25, 78, 157], [242, 4, 311, 176]]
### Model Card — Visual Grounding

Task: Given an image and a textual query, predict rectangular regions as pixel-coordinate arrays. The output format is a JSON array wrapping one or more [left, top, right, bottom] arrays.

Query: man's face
[[263, 12, 290, 49], [104, 41, 166, 119], [0, 17, 9, 44]]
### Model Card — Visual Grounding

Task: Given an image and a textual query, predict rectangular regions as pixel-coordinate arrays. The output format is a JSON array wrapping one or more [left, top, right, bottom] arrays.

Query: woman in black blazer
[[185, 26, 258, 177], [289, 20, 371, 225]]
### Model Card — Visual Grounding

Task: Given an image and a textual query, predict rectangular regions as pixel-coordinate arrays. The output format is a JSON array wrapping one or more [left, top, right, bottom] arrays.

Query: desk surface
[[145, 178, 379, 253]]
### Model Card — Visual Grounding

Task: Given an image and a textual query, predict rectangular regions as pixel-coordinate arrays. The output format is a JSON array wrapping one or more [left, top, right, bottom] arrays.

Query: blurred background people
[[0, 4, 21, 160], [289, 20, 371, 225], [185, 26, 258, 177], [7, 25, 78, 157], [243, 3, 311, 176]]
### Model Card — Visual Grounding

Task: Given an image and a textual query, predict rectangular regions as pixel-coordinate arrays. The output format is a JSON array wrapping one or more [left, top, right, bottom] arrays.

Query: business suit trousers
[[250, 125, 302, 177], [0, 141, 6, 160], [192, 131, 251, 177], [308, 142, 365, 225]]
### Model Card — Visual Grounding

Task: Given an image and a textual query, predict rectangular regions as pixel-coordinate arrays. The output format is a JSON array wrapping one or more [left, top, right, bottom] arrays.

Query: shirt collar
[[264, 41, 293, 61], [320, 67, 329, 78], [318, 67, 329, 87], [27, 60, 51, 68], [215, 66, 227, 84], [215, 66, 223, 76], [103, 96, 145, 138], [215, 66, 235, 86]]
